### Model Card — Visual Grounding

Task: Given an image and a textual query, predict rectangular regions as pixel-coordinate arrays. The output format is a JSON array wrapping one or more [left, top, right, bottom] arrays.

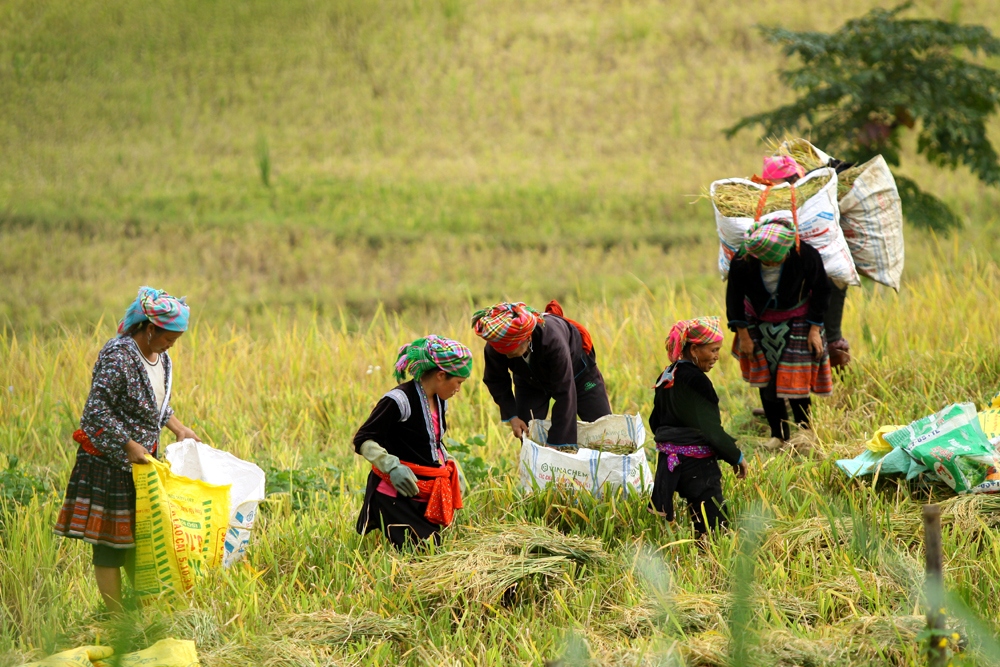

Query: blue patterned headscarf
[[117, 287, 190, 336]]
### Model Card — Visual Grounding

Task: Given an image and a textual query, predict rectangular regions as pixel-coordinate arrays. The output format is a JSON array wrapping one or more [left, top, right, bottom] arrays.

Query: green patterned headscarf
[[393, 335, 473, 382], [743, 220, 796, 264]]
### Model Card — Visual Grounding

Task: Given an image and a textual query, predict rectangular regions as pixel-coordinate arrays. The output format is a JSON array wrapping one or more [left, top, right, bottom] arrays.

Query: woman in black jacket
[[727, 219, 832, 447], [353, 335, 473, 549], [649, 317, 748, 536]]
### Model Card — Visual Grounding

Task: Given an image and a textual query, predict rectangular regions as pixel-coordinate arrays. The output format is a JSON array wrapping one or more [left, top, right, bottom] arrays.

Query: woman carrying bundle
[[727, 217, 832, 447], [649, 317, 748, 536], [764, 155, 851, 371], [54, 287, 199, 614], [354, 336, 472, 548]]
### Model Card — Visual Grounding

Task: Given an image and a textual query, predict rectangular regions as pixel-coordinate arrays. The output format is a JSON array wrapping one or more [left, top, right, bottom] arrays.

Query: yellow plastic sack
[[133, 458, 230, 602], [865, 425, 905, 453], [20, 639, 198, 667], [979, 408, 1000, 440]]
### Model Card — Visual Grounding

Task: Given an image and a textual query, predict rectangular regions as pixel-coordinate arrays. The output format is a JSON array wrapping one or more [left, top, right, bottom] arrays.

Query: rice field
[[4, 0, 1000, 665]]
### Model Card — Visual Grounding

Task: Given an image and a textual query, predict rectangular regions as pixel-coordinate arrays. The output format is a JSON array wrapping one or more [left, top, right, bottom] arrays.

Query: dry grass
[[710, 173, 830, 218]]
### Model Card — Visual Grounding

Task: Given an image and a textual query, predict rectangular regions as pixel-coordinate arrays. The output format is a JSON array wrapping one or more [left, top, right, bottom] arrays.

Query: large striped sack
[[132, 458, 230, 603], [712, 167, 861, 288], [838, 155, 904, 291], [519, 414, 652, 496]]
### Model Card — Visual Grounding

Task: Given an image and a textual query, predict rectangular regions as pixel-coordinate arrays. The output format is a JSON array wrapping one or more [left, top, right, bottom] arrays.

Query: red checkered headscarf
[[471, 302, 543, 354], [665, 316, 723, 362]]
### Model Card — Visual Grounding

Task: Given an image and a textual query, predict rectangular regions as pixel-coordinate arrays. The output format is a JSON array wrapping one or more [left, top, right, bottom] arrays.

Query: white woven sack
[[712, 167, 860, 288], [838, 155, 904, 291], [518, 414, 652, 495]]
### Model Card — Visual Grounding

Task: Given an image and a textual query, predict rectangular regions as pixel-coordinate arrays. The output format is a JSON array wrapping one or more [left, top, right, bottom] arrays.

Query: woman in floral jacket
[[54, 287, 199, 613]]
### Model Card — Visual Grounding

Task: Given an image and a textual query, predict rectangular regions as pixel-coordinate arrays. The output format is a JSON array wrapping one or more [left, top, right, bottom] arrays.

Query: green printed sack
[[885, 403, 1000, 494]]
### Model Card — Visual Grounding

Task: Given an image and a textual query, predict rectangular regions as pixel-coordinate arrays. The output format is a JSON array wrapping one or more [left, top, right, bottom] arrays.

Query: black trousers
[[649, 454, 727, 536], [760, 391, 811, 440], [356, 473, 441, 550], [825, 281, 848, 343]]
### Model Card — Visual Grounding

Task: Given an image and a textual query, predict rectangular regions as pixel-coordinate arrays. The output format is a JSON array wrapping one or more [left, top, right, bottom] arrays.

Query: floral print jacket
[[79, 336, 174, 472]]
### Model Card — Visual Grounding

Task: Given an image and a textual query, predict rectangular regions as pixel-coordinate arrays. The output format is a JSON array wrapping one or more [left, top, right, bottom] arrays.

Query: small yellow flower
[[938, 637, 948, 648], [952, 632, 960, 641]]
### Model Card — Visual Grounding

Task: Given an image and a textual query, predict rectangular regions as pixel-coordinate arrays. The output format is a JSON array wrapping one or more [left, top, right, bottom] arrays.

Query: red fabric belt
[[73, 429, 156, 457], [373, 459, 463, 527]]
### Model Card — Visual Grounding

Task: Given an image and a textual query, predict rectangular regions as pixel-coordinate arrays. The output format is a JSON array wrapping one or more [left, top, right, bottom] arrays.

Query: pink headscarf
[[665, 317, 724, 363], [762, 156, 805, 182]]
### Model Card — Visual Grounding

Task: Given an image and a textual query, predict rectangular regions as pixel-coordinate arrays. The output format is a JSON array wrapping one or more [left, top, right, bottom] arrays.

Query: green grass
[[4, 0, 1000, 664]]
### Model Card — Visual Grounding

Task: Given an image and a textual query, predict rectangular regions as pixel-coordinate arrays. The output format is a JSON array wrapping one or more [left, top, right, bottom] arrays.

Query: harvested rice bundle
[[466, 522, 609, 564], [279, 610, 412, 643], [836, 162, 868, 199], [710, 174, 830, 218], [405, 523, 608, 604], [588, 438, 639, 455], [767, 137, 828, 172]]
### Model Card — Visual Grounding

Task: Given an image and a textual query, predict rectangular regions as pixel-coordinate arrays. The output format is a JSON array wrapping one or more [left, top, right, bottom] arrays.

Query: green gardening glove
[[359, 440, 419, 497]]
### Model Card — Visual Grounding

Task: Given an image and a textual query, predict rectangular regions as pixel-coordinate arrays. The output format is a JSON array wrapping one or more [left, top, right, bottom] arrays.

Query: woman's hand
[[166, 415, 201, 442], [125, 440, 150, 464], [733, 460, 749, 480], [508, 417, 529, 439], [807, 325, 824, 360], [738, 328, 755, 356]]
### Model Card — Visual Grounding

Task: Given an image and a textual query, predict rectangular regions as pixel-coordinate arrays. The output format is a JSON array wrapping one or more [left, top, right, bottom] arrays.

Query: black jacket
[[648, 361, 742, 466], [353, 380, 447, 469], [726, 241, 831, 331]]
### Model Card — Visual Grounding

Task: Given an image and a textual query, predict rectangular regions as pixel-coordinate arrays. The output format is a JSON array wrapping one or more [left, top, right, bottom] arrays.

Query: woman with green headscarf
[[353, 335, 473, 548], [726, 220, 832, 449]]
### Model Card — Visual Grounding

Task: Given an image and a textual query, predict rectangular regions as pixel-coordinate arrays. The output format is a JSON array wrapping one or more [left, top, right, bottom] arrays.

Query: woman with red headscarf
[[472, 301, 611, 450], [648, 317, 748, 536]]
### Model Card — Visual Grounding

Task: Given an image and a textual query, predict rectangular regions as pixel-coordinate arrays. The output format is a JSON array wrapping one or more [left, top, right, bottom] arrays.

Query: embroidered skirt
[[54, 449, 137, 549], [732, 316, 832, 399]]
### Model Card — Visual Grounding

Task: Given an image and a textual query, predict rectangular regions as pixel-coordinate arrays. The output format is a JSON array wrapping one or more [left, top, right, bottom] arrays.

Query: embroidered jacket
[[79, 336, 174, 472], [353, 379, 448, 469]]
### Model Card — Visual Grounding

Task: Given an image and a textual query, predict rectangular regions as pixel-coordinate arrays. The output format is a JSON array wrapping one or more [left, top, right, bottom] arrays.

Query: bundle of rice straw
[[710, 173, 830, 218], [279, 610, 412, 644], [836, 160, 870, 199], [767, 137, 827, 172], [588, 438, 639, 455], [405, 523, 608, 605]]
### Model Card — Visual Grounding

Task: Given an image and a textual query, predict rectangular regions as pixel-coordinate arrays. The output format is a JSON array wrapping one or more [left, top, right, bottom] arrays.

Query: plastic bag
[[865, 425, 904, 453], [165, 440, 266, 567], [712, 168, 860, 288], [884, 403, 1000, 494], [132, 458, 230, 602], [838, 155, 904, 291], [519, 415, 652, 495], [19, 639, 198, 667]]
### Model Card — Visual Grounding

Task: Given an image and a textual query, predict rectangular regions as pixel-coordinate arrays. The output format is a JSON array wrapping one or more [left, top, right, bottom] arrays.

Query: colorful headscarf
[[117, 286, 190, 336], [665, 316, 723, 363], [763, 155, 805, 182], [743, 220, 796, 264], [393, 335, 473, 382], [470, 302, 543, 354]]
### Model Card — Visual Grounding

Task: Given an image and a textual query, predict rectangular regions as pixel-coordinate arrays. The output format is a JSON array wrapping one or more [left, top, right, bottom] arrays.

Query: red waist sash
[[373, 459, 463, 527]]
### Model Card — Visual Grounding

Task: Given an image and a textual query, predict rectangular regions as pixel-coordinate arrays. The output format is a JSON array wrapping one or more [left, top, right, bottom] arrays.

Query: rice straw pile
[[711, 173, 829, 218], [836, 160, 869, 199], [587, 439, 639, 455], [767, 137, 828, 171], [404, 523, 607, 605], [278, 610, 411, 644]]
